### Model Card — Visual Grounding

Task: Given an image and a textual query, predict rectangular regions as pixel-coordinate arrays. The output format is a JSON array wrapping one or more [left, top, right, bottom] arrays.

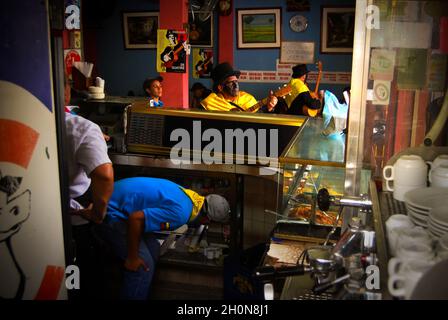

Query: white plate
[[429, 216, 448, 228], [404, 187, 448, 211], [429, 223, 448, 235], [429, 225, 445, 235], [429, 218, 448, 228], [429, 229, 443, 238], [408, 210, 428, 222], [406, 203, 430, 215], [409, 215, 427, 227], [408, 209, 429, 220], [429, 225, 448, 235], [430, 207, 448, 227]]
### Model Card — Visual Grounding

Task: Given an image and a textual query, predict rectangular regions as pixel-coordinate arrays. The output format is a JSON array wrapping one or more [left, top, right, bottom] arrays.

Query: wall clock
[[289, 15, 308, 33]]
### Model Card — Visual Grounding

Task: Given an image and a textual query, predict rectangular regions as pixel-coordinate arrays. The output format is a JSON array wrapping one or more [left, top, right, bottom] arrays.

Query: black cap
[[291, 64, 309, 78], [211, 62, 241, 85]]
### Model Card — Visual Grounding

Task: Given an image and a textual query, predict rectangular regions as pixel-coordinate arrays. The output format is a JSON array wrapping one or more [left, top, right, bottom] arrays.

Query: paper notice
[[373, 80, 391, 105], [369, 49, 396, 81]]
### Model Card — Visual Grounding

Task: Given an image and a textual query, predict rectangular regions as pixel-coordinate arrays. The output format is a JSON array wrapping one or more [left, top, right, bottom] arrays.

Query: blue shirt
[[107, 177, 193, 232], [149, 97, 164, 107]]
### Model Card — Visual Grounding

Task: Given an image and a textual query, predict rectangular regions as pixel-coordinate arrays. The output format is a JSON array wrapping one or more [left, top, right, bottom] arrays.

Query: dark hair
[[143, 76, 163, 95], [166, 30, 176, 40]]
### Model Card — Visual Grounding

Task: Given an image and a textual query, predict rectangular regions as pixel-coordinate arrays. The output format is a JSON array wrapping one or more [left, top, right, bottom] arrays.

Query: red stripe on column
[[159, 0, 189, 108], [34, 265, 65, 300], [0, 119, 39, 169], [218, 9, 234, 65]]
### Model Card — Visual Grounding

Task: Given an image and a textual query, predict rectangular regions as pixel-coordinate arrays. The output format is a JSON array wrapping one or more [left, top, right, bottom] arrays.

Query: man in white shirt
[[64, 77, 114, 299], [65, 113, 114, 224]]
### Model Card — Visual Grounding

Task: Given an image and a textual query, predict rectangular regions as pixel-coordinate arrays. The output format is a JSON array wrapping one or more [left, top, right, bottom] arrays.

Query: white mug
[[383, 155, 428, 201], [429, 154, 448, 169], [394, 227, 433, 253], [388, 259, 434, 299], [429, 164, 448, 188], [388, 257, 435, 277], [395, 241, 434, 261], [385, 214, 414, 231], [385, 215, 415, 256]]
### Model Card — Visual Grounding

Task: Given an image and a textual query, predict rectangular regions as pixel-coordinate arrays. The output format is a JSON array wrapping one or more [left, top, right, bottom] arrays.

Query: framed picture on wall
[[236, 8, 281, 49], [122, 12, 159, 49], [321, 7, 355, 53], [188, 11, 213, 47]]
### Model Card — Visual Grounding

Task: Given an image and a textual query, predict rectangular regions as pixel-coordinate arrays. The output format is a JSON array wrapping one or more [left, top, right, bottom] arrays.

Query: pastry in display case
[[276, 118, 371, 240], [281, 164, 346, 227]]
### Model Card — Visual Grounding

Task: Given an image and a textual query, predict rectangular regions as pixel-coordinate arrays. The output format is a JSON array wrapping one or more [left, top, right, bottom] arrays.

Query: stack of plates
[[404, 187, 448, 228], [428, 207, 448, 239]]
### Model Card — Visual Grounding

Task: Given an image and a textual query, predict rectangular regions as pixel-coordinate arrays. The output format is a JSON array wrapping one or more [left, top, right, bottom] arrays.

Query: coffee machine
[[254, 188, 379, 299]]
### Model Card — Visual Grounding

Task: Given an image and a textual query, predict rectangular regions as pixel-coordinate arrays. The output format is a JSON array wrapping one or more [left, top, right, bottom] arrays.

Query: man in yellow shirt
[[283, 64, 322, 116], [201, 62, 278, 112]]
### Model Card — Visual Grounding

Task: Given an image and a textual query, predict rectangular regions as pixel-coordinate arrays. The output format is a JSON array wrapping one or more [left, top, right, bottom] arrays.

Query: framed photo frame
[[122, 12, 159, 49], [237, 8, 281, 49], [188, 12, 213, 47], [321, 7, 355, 53]]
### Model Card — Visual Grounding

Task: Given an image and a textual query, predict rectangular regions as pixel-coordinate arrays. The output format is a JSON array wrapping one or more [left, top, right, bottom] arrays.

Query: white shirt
[[65, 113, 111, 224]]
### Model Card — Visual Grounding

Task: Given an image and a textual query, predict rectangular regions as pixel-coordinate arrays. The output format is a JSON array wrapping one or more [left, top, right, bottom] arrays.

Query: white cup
[[385, 215, 415, 256], [388, 259, 434, 299], [385, 214, 414, 231], [388, 256, 435, 277], [383, 155, 428, 201], [429, 164, 448, 188], [395, 241, 434, 261], [394, 227, 433, 253], [429, 154, 448, 169]]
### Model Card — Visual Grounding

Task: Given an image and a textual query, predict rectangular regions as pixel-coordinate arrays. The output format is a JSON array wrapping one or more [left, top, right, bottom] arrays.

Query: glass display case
[[276, 117, 346, 229], [276, 117, 370, 232]]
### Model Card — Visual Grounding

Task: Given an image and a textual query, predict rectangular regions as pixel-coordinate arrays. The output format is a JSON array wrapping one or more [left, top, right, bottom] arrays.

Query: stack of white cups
[[88, 77, 105, 99], [385, 214, 439, 299], [383, 155, 429, 201], [428, 155, 448, 188]]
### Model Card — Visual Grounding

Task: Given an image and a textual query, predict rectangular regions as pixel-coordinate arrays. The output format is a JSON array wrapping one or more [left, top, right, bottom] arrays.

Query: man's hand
[[124, 256, 149, 272], [182, 42, 189, 53], [163, 54, 171, 62], [267, 90, 278, 112], [310, 91, 319, 99], [70, 203, 103, 224]]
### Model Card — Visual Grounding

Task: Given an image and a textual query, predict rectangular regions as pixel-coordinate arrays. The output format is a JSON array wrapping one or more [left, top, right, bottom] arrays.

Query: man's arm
[[266, 90, 278, 111], [126, 211, 149, 272], [301, 91, 322, 109], [70, 163, 113, 223], [89, 163, 114, 222]]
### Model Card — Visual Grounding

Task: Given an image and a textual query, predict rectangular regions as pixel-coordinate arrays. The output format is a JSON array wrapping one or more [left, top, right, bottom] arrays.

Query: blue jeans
[[98, 216, 160, 300]]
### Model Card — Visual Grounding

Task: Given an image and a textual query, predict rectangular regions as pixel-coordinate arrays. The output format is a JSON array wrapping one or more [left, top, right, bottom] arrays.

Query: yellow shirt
[[284, 78, 310, 108], [201, 91, 258, 112], [180, 187, 205, 222]]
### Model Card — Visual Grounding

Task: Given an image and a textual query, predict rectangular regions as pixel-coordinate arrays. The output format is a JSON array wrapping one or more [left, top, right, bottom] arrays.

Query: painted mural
[[0, 1, 67, 299]]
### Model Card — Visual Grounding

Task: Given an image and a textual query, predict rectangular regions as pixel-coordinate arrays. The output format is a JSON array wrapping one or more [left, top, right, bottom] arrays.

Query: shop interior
[[1, 0, 448, 300]]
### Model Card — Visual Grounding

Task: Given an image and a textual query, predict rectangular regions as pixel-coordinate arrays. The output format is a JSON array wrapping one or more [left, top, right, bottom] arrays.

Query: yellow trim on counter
[[130, 102, 305, 127]]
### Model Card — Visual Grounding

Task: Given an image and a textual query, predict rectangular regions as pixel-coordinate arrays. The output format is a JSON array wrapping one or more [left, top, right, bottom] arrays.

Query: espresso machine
[[254, 188, 380, 299]]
